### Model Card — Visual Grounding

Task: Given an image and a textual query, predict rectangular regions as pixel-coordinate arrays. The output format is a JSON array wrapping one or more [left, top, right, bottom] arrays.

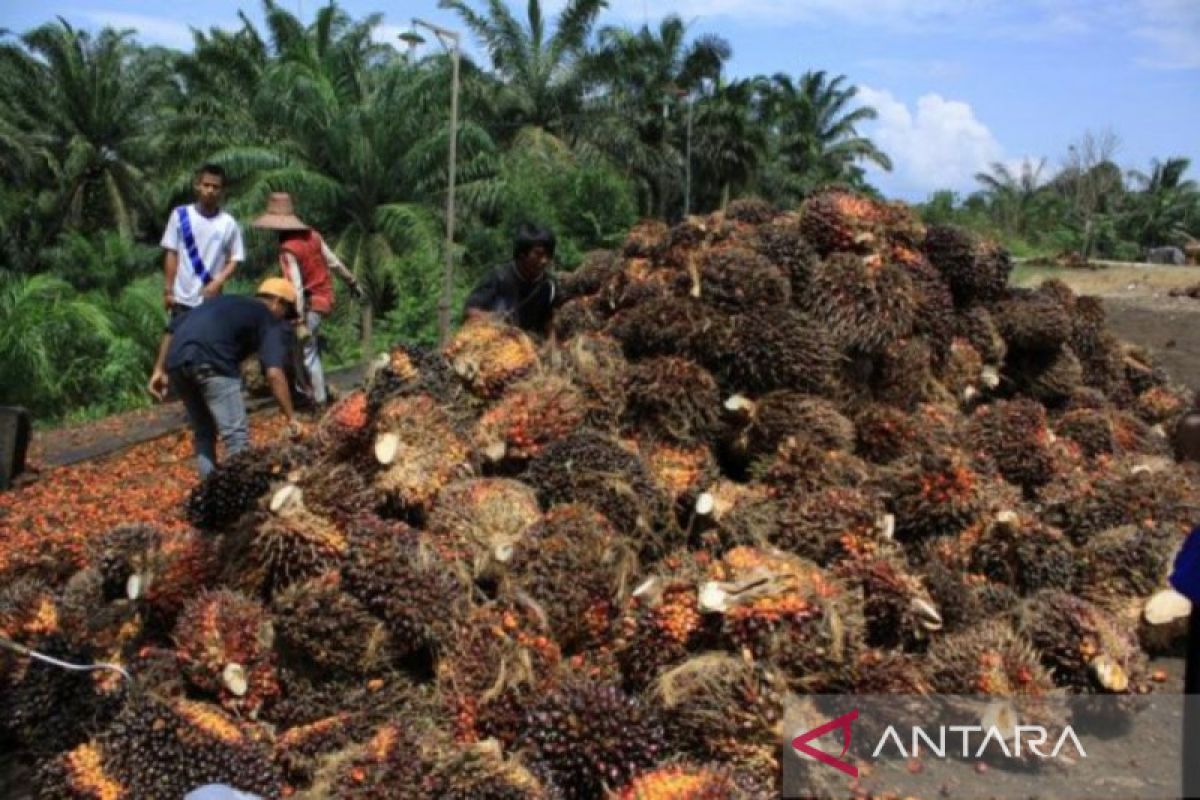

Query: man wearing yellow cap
[[147, 279, 301, 478]]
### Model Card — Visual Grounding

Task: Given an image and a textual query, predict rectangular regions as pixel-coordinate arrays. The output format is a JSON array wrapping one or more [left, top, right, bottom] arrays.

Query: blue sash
[[177, 206, 213, 285]]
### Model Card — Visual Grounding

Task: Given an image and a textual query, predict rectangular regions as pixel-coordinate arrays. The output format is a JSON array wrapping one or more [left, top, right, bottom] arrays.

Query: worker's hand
[[147, 369, 168, 402], [351, 283, 367, 304], [294, 322, 312, 342], [286, 418, 309, 439], [201, 281, 222, 299]]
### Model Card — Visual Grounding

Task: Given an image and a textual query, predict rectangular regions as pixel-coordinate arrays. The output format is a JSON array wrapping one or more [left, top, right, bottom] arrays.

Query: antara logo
[[791, 707, 1088, 776]]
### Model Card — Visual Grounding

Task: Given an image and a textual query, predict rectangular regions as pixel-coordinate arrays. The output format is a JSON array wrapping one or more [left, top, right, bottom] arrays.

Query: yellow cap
[[257, 277, 297, 307]]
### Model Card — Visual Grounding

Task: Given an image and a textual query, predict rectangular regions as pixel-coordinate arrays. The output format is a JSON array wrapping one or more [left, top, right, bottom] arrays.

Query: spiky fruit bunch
[[444, 316, 540, 398], [705, 547, 862, 692], [615, 763, 769, 800], [609, 295, 733, 364], [0, 575, 59, 652], [427, 479, 543, 579], [726, 393, 855, 469], [427, 739, 551, 800], [835, 550, 943, 649], [373, 394, 472, 513], [753, 220, 818, 296], [1017, 590, 1147, 694], [1109, 410, 1165, 456], [923, 224, 1011, 305], [1124, 345, 1169, 396], [651, 654, 787, 785], [1076, 332, 1131, 403], [1007, 346, 1083, 406], [272, 572, 392, 679], [597, 259, 676, 314], [507, 504, 634, 653], [688, 247, 791, 311], [758, 437, 872, 497], [955, 305, 1008, 366], [342, 514, 464, 656], [102, 694, 281, 798], [625, 219, 671, 258], [561, 249, 623, 300], [623, 357, 722, 445], [557, 333, 629, 427], [901, 253, 956, 368], [1055, 408, 1118, 459], [642, 439, 720, 514], [133, 528, 219, 635], [34, 741, 127, 800], [802, 253, 916, 353], [55, 567, 142, 658], [1074, 523, 1176, 606], [943, 338, 985, 399], [725, 196, 778, 225], [526, 430, 671, 542], [474, 375, 587, 463], [274, 712, 354, 789], [85, 523, 162, 601], [926, 620, 1056, 696], [615, 556, 716, 689], [316, 388, 371, 453], [173, 589, 278, 714], [853, 404, 926, 464], [321, 722, 435, 800], [518, 675, 667, 799], [438, 601, 562, 747], [184, 446, 278, 530], [967, 512, 1076, 594], [919, 538, 1020, 633], [368, 341, 475, 414], [799, 188, 887, 255], [1135, 385, 1190, 426], [1069, 295, 1108, 354], [553, 296, 605, 339], [853, 648, 934, 695], [873, 338, 948, 410], [887, 450, 988, 541], [969, 399, 1057, 491], [993, 291, 1072, 353], [718, 309, 841, 395], [765, 486, 887, 565], [244, 494, 347, 598]]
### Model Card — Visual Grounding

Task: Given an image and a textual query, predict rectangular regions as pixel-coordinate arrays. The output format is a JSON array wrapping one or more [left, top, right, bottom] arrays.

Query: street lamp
[[402, 19, 462, 345]]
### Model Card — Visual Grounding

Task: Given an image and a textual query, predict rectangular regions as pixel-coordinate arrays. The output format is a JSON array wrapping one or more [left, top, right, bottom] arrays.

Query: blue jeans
[[302, 310, 327, 404], [169, 365, 249, 478]]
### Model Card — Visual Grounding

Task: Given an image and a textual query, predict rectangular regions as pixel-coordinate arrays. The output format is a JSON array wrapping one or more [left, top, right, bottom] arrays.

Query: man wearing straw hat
[[253, 193, 365, 407], [147, 279, 301, 478]]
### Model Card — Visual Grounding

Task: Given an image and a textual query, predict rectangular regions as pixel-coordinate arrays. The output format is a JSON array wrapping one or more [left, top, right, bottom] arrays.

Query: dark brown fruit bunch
[[766, 485, 887, 565], [242, 497, 348, 599], [873, 338, 948, 411], [757, 436, 872, 497], [900, 253, 957, 368], [803, 252, 916, 354], [519, 675, 667, 799], [835, 549, 943, 649], [1007, 346, 1083, 406], [426, 738, 551, 800], [559, 249, 622, 300], [754, 220, 818, 296], [725, 196, 779, 225], [624, 219, 671, 258], [885, 450, 986, 541], [552, 296, 606, 339], [1055, 408, 1118, 459], [1074, 523, 1177, 605], [426, 478, 542, 580], [689, 247, 792, 312], [993, 291, 1072, 353], [173, 589, 278, 714], [623, 357, 722, 445], [366, 342, 465, 414], [968, 512, 1076, 594], [185, 446, 278, 530], [969, 399, 1057, 492], [272, 572, 393, 679], [923, 224, 1011, 306], [955, 305, 1008, 365], [609, 295, 733, 364], [799, 188, 887, 255], [718, 309, 841, 395], [926, 620, 1055, 696]]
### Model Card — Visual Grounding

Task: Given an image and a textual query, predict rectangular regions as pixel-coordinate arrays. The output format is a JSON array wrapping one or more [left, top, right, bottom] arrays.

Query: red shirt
[[280, 230, 334, 314]]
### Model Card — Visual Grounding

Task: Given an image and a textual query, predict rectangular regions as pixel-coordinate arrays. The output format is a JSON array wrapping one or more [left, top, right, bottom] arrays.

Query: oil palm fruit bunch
[[1055, 408, 1119, 459], [1073, 522, 1177, 608], [702, 547, 863, 692], [425, 738, 552, 800], [239, 486, 347, 599], [993, 290, 1072, 353], [272, 571, 393, 679], [554, 332, 629, 427], [688, 247, 791, 312], [753, 220, 818, 296], [923, 224, 1011, 305], [651, 653, 788, 788], [803, 252, 917, 354], [609, 295, 733, 364], [560, 248, 622, 300], [884, 449, 989, 541], [757, 436, 871, 497], [624, 219, 671, 259], [834, 548, 943, 648], [718, 308, 841, 395], [373, 393, 472, 516], [967, 511, 1076, 595], [315, 388, 371, 455], [173, 589, 279, 715], [184, 446, 280, 530], [341, 513, 465, 657], [799, 188, 888, 255], [926, 619, 1057, 697], [969, 399, 1058, 492], [506, 504, 636, 653], [762, 485, 888, 565], [722, 393, 855, 470], [640, 438, 720, 520], [473, 375, 587, 464], [517, 673, 667, 799], [366, 342, 468, 416], [623, 357, 722, 445], [444, 315, 540, 398], [426, 478, 543, 581]]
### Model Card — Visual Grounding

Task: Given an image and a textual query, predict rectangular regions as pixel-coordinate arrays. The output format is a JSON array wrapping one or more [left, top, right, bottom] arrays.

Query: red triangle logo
[[791, 708, 859, 778]]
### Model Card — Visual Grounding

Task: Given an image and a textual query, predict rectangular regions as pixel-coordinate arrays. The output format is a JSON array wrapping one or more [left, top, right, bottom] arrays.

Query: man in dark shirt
[[463, 223, 558, 334], [147, 278, 300, 478]]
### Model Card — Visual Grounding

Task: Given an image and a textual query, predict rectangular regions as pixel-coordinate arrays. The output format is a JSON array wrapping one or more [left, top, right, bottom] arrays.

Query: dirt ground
[[1013, 262, 1200, 392]]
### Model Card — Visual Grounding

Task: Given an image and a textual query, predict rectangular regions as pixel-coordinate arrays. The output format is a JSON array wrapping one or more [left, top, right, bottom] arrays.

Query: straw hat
[[252, 193, 309, 231]]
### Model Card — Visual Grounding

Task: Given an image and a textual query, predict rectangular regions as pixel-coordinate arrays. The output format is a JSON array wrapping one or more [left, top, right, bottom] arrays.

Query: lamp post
[[401, 19, 461, 346]]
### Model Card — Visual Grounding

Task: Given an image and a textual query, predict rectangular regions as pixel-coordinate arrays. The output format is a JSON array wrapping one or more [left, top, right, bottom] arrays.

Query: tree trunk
[[720, 183, 731, 212], [1081, 216, 1095, 262]]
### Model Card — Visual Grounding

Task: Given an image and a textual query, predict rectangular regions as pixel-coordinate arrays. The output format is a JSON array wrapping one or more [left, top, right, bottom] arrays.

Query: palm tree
[[973, 157, 1049, 237], [758, 70, 891, 204], [584, 14, 730, 216], [0, 20, 167, 240], [690, 78, 767, 211], [1123, 157, 1198, 248], [439, 0, 607, 139]]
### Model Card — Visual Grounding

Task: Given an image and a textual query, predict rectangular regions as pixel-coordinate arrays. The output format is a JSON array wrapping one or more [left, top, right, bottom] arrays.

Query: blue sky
[[3, 0, 1197, 201]]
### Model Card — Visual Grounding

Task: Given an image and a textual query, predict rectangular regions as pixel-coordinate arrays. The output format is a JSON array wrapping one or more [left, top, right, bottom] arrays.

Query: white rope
[[0, 635, 132, 684]]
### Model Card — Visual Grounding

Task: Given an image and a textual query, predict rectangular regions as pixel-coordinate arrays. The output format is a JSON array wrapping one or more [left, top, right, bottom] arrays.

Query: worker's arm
[[321, 240, 364, 300], [203, 259, 238, 299], [163, 250, 178, 310], [147, 332, 173, 400], [265, 366, 295, 422]]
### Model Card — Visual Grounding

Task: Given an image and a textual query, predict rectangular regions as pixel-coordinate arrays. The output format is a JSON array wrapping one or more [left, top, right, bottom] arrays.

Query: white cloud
[[79, 11, 196, 49], [1134, 0, 1200, 69], [856, 85, 1005, 199]]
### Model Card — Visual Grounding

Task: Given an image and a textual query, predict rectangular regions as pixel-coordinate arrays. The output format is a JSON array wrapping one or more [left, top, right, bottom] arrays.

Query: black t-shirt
[[166, 295, 292, 378], [462, 261, 557, 333]]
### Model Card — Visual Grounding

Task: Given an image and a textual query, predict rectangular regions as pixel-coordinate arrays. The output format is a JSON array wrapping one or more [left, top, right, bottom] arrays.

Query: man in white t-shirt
[[160, 164, 246, 317]]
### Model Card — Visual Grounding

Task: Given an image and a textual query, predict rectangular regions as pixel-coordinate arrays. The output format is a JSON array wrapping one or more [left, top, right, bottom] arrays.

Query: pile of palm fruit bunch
[[5, 189, 1200, 800]]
